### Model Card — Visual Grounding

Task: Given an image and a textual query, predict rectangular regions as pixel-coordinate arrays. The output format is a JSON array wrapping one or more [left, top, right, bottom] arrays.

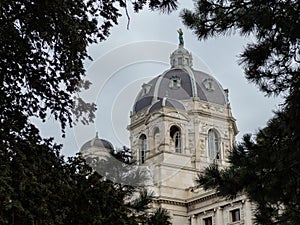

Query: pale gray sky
[[37, 2, 282, 157]]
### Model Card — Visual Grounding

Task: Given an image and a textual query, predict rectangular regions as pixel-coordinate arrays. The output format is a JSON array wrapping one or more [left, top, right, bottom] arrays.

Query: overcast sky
[[37, 2, 282, 157]]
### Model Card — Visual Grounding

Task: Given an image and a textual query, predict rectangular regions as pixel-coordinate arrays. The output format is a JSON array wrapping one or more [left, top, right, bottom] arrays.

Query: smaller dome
[[148, 97, 186, 114], [80, 132, 114, 152]]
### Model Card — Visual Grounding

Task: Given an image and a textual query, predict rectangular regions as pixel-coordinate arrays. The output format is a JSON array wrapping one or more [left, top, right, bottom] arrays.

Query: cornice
[[152, 192, 219, 208]]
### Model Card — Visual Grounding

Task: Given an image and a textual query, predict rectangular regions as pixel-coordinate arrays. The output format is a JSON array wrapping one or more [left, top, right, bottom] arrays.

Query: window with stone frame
[[178, 57, 183, 65], [139, 134, 147, 164], [203, 78, 215, 91], [169, 76, 181, 89], [230, 208, 241, 222], [170, 125, 181, 153], [208, 129, 220, 160], [203, 216, 213, 225]]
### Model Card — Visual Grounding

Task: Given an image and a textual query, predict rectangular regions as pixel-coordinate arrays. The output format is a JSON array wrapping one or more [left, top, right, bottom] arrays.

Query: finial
[[177, 28, 184, 46], [95, 131, 99, 138]]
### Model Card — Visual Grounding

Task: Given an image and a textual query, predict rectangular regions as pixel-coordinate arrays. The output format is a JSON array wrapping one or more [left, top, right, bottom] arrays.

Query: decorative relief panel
[[198, 139, 205, 156], [200, 122, 208, 133], [223, 130, 229, 138]]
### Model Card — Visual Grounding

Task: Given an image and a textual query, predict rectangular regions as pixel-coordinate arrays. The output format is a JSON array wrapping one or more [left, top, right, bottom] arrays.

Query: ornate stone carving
[[189, 139, 194, 154], [223, 130, 229, 138]]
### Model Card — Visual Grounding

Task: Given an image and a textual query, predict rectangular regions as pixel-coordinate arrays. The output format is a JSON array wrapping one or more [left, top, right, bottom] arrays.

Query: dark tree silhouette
[[181, 1, 300, 224], [0, 0, 177, 224]]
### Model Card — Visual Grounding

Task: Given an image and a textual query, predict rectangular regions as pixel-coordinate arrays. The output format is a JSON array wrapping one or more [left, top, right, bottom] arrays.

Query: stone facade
[[81, 43, 255, 225], [127, 45, 254, 225]]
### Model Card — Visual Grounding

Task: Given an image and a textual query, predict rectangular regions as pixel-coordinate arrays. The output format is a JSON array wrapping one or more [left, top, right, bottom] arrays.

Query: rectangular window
[[231, 209, 240, 222], [178, 57, 183, 65], [203, 217, 212, 225]]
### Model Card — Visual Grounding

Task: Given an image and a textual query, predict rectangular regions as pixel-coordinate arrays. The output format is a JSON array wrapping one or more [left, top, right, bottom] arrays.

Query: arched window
[[139, 134, 147, 164], [170, 125, 181, 153], [208, 129, 220, 160]]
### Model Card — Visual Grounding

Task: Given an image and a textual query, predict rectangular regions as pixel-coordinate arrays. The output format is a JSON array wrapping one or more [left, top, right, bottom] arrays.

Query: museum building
[[80, 39, 254, 225]]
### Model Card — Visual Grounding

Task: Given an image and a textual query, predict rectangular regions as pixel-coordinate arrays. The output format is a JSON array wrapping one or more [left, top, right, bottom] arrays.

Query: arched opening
[[170, 125, 181, 153], [139, 134, 147, 164], [208, 129, 220, 160]]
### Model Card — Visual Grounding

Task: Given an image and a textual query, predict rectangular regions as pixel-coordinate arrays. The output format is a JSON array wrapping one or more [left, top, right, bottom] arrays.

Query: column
[[191, 215, 197, 225], [196, 214, 201, 225], [215, 207, 223, 225], [244, 199, 253, 224]]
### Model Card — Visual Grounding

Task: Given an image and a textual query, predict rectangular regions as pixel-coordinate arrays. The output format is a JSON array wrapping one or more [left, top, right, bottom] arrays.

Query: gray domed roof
[[133, 46, 228, 114], [80, 133, 114, 152], [148, 97, 186, 114]]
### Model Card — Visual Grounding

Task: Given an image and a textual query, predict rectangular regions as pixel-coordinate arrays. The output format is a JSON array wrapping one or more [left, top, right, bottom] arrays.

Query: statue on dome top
[[177, 28, 184, 46]]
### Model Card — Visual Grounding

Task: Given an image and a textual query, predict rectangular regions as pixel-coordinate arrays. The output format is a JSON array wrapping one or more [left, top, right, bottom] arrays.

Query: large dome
[[133, 45, 228, 114]]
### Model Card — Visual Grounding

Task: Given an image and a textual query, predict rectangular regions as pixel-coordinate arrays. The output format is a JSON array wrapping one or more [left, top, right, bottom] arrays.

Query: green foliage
[[91, 147, 149, 187], [62, 155, 146, 225], [182, 1, 300, 224], [147, 207, 172, 225], [133, 0, 178, 13], [0, 0, 178, 143], [0, 142, 172, 225], [1, 0, 177, 224], [82, 148, 172, 225], [181, 0, 300, 96], [197, 112, 300, 224]]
